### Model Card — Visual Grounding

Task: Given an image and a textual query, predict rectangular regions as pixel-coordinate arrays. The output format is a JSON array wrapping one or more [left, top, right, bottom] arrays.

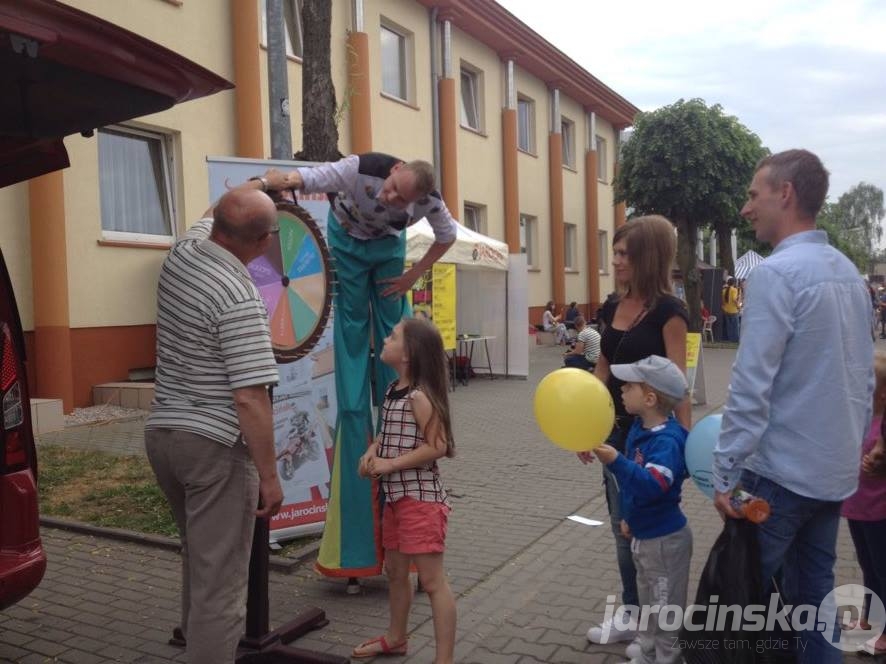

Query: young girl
[[842, 350, 886, 656], [353, 318, 456, 662]]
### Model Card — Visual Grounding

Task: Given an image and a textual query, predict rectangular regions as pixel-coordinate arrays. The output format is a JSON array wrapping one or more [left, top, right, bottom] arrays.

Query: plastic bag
[[681, 519, 763, 664]]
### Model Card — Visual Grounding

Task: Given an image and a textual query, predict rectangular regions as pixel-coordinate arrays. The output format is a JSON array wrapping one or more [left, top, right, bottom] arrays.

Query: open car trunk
[[0, 0, 233, 187]]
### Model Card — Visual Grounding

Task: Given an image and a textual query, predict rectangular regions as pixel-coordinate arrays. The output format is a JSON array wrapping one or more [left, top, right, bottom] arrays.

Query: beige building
[[1, 0, 637, 410]]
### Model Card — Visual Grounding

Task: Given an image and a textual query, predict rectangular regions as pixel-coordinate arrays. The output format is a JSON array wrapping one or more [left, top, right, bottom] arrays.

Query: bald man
[[145, 171, 296, 663]]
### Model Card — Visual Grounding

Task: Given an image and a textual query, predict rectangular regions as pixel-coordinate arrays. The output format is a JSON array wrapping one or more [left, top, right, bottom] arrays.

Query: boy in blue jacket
[[592, 355, 691, 664]]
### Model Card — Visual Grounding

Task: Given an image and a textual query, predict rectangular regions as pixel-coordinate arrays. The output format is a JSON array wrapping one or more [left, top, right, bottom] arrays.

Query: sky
[[496, 0, 886, 203]]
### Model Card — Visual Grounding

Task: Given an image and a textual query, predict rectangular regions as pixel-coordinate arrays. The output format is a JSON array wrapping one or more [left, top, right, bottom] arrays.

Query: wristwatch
[[249, 176, 270, 192]]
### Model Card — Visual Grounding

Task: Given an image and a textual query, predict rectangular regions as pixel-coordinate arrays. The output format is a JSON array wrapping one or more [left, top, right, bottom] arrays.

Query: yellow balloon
[[533, 368, 615, 452]]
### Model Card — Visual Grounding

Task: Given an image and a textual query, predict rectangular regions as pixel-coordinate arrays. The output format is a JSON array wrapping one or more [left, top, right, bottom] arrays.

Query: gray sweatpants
[[631, 525, 692, 664]]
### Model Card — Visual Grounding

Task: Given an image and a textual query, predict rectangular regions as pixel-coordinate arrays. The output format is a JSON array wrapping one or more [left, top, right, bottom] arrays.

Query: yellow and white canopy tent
[[406, 219, 528, 377]]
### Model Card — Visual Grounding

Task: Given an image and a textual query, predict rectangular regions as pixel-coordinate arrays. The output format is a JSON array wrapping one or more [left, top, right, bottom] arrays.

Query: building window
[[380, 22, 410, 101], [517, 95, 534, 153], [520, 213, 538, 268], [98, 126, 175, 241], [598, 230, 609, 274], [596, 135, 607, 182], [561, 117, 575, 168], [463, 203, 486, 234], [564, 223, 577, 269], [460, 66, 482, 131], [260, 0, 304, 59]]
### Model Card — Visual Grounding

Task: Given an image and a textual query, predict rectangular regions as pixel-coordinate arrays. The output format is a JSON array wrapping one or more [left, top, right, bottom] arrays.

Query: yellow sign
[[432, 263, 456, 350], [407, 263, 457, 350], [686, 333, 701, 368]]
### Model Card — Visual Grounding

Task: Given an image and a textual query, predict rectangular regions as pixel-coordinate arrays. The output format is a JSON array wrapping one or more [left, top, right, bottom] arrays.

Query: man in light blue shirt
[[712, 149, 874, 663]]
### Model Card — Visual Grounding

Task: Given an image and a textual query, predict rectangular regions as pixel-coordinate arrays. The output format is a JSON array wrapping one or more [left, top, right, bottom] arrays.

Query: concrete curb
[[39, 516, 320, 573]]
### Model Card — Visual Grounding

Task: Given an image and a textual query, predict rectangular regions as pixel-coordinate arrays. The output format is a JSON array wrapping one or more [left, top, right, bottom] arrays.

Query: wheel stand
[[170, 517, 349, 664]]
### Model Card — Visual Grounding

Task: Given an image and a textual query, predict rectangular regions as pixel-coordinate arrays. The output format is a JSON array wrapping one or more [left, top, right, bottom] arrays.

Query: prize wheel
[[248, 201, 334, 363]]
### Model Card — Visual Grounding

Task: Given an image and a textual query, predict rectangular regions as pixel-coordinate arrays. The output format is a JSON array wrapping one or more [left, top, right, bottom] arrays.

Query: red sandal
[[352, 635, 408, 658]]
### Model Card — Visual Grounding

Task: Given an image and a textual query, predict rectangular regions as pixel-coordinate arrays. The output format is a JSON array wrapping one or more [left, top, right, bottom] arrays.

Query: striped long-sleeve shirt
[[145, 219, 278, 447]]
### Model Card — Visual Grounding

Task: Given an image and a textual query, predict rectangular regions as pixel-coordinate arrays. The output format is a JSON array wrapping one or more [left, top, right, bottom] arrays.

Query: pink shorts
[[382, 497, 450, 554]]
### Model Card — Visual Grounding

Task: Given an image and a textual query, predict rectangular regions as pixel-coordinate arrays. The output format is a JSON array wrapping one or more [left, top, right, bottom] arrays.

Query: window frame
[[520, 213, 538, 269], [596, 135, 608, 182], [564, 222, 577, 270], [260, 0, 304, 60], [380, 20, 411, 102], [459, 65, 483, 132], [463, 202, 486, 235], [97, 125, 177, 245], [561, 117, 576, 168], [517, 95, 535, 153], [598, 230, 609, 274]]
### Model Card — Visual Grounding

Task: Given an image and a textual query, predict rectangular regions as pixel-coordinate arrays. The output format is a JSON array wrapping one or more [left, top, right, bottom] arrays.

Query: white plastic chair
[[702, 315, 717, 343]]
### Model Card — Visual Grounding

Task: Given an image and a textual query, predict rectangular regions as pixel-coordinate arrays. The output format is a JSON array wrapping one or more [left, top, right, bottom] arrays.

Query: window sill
[[98, 239, 172, 250], [598, 178, 609, 185], [599, 270, 610, 275], [380, 92, 419, 111], [518, 148, 538, 158], [565, 268, 579, 274], [528, 266, 541, 273], [562, 164, 578, 173], [259, 44, 303, 64], [460, 124, 487, 138], [158, 0, 183, 5]]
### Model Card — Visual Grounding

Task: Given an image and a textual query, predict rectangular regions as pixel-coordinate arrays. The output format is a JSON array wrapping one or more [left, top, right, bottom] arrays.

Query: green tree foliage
[[616, 99, 766, 330], [819, 183, 884, 271]]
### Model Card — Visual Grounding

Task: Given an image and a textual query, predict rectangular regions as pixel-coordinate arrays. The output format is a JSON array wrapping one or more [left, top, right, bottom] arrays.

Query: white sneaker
[[625, 637, 642, 659], [586, 608, 638, 644]]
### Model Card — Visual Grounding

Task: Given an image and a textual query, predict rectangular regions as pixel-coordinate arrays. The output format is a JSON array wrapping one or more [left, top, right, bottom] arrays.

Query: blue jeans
[[741, 470, 843, 664], [723, 313, 740, 342], [604, 464, 639, 608]]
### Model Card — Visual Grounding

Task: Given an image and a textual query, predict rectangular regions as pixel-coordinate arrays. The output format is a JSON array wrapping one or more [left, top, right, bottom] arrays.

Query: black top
[[599, 293, 689, 422]]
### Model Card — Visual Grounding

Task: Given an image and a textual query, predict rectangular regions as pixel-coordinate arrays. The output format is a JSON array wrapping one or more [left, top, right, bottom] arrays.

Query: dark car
[[0, 0, 231, 609]]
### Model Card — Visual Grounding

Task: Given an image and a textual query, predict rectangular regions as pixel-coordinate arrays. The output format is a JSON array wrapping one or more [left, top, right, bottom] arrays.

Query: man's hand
[[379, 267, 420, 298], [358, 444, 378, 478], [592, 444, 618, 465], [714, 489, 743, 520], [255, 476, 284, 518]]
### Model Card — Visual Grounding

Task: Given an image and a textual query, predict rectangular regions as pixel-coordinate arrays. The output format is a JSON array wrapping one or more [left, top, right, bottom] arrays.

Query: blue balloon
[[685, 414, 722, 499]]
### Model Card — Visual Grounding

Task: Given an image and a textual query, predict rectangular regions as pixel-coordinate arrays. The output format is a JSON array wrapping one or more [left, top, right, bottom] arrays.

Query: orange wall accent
[[70, 325, 157, 409], [614, 162, 626, 228], [438, 77, 459, 216], [33, 326, 74, 411], [29, 172, 69, 327], [29, 171, 75, 411], [585, 150, 601, 312], [347, 31, 373, 154], [501, 108, 520, 253], [232, 0, 264, 158], [548, 133, 565, 307]]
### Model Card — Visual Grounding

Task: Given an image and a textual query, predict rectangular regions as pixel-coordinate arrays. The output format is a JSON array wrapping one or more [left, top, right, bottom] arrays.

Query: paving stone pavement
[[2, 342, 876, 663]]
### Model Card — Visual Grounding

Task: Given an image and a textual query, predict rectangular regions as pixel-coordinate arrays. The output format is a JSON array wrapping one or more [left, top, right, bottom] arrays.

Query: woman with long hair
[[580, 215, 690, 658]]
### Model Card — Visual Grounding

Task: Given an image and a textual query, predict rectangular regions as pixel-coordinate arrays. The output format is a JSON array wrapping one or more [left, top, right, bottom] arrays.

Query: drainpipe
[[429, 7, 440, 185]]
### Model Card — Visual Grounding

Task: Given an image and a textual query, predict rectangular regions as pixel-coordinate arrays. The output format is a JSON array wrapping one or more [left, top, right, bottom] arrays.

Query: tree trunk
[[715, 221, 735, 276], [675, 218, 701, 332], [297, 0, 341, 162]]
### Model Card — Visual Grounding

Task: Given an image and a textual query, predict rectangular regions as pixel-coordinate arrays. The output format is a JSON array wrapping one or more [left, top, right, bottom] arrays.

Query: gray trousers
[[631, 525, 692, 664], [145, 429, 259, 664]]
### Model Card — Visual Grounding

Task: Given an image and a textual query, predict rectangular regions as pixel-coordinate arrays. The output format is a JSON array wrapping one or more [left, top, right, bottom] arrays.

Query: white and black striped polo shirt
[[145, 219, 279, 447]]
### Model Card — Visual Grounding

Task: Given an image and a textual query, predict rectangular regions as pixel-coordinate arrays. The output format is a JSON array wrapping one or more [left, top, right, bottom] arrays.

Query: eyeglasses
[[268, 224, 280, 235]]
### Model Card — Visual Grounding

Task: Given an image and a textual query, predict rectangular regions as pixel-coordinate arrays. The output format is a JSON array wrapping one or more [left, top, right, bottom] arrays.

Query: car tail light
[[2, 323, 28, 471]]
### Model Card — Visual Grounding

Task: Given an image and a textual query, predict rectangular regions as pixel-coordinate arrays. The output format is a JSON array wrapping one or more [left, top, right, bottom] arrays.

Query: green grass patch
[[37, 445, 320, 551], [38, 445, 178, 537]]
